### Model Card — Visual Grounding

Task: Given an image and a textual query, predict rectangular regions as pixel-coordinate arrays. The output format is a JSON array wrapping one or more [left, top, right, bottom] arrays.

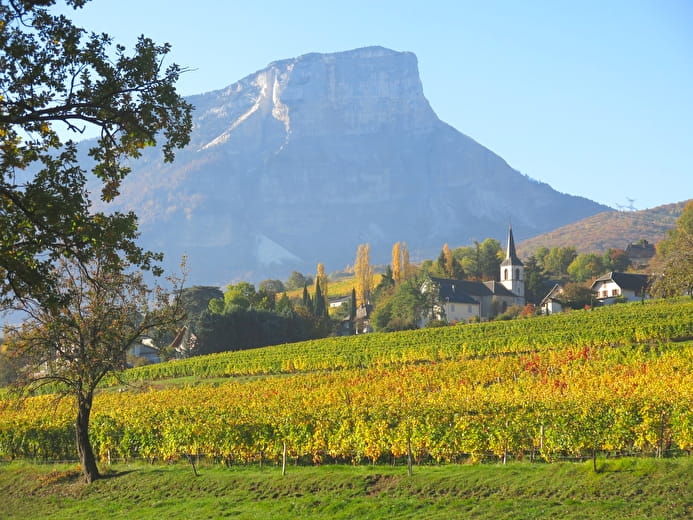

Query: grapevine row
[[2, 337, 690, 464], [112, 298, 693, 383]]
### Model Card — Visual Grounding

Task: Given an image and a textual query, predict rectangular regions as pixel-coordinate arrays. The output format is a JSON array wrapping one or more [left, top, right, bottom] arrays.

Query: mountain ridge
[[98, 46, 610, 285], [517, 200, 688, 258]]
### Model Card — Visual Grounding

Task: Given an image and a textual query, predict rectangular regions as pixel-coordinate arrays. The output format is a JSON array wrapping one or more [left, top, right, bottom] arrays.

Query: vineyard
[[1, 298, 691, 468]]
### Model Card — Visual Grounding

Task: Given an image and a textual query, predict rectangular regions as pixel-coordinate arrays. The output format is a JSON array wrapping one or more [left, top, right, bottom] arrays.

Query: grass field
[[1, 457, 691, 519]]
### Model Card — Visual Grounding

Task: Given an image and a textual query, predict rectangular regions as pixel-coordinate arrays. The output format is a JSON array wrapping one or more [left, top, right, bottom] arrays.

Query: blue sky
[[66, 0, 691, 210]]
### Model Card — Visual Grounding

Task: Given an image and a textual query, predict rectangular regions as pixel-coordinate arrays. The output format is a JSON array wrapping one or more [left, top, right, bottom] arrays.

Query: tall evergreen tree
[[275, 292, 294, 318], [350, 288, 357, 323], [524, 255, 547, 304], [313, 279, 327, 318], [302, 284, 312, 312], [316, 263, 328, 306]]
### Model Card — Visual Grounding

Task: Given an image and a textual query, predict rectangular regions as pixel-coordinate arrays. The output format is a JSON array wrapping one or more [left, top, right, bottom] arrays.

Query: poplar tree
[[392, 241, 412, 283], [354, 243, 373, 307], [392, 242, 402, 283], [316, 263, 328, 305], [401, 243, 411, 280]]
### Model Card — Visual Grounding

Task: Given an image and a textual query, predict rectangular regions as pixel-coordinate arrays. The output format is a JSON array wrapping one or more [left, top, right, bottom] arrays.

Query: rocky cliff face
[[105, 47, 609, 285]]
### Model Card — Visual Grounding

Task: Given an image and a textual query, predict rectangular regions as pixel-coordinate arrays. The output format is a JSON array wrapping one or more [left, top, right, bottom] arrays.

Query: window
[[612, 289, 619, 297], [515, 268, 520, 280], [504, 269, 508, 281], [602, 290, 608, 298]]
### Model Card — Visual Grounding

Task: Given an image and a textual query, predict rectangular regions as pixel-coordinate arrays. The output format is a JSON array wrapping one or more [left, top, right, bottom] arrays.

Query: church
[[422, 227, 525, 323]]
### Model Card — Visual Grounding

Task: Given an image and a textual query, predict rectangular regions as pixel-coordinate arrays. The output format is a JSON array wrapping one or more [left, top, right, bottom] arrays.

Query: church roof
[[500, 226, 523, 267], [428, 277, 519, 301], [429, 277, 481, 304], [482, 281, 519, 297]]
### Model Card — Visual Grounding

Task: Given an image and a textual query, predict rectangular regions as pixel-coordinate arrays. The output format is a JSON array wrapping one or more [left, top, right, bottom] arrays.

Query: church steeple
[[500, 226, 525, 300], [501, 225, 523, 268]]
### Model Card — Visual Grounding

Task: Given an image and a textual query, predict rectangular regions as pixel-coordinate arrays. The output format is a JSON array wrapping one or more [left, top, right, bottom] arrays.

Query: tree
[[0, 339, 23, 386], [302, 284, 312, 311], [275, 292, 293, 318], [258, 279, 285, 295], [0, 1, 192, 308], [523, 255, 548, 304], [285, 271, 312, 291], [315, 263, 328, 306], [372, 278, 425, 332], [218, 282, 273, 312], [437, 243, 464, 279], [354, 243, 373, 307], [650, 200, 693, 297], [556, 282, 594, 310], [181, 286, 223, 317], [2, 253, 186, 483], [223, 282, 256, 310], [567, 253, 605, 282], [313, 278, 327, 318], [603, 248, 631, 272], [379, 265, 395, 289], [169, 286, 223, 359], [349, 287, 357, 332], [392, 242, 403, 283], [401, 243, 412, 280], [455, 244, 480, 280], [534, 247, 550, 272], [477, 238, 501, 280], [544, 247, 577, 277]]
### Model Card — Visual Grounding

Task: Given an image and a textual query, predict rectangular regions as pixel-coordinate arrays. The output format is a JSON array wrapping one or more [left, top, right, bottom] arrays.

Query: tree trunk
[[76, 393, 100, 483]]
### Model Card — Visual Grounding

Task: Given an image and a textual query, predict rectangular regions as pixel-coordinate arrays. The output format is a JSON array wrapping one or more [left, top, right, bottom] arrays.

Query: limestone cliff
[[105, 47, 609, 285]]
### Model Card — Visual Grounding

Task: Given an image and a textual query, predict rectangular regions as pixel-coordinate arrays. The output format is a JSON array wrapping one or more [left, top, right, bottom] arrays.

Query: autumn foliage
[[1, 298, 691, 466]]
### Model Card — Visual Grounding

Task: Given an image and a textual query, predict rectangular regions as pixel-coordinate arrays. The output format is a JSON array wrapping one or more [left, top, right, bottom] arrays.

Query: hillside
[[3, 298, 691, 461], [517, 200, 688, 257], [2, 298, 692, 518]]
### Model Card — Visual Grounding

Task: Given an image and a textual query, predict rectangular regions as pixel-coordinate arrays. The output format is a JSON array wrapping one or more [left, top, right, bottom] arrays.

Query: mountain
[[517, 201, 688, 257], [101, 46, 609, 285]]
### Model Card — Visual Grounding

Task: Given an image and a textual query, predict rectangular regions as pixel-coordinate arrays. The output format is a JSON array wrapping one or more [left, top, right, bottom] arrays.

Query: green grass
[[1, 458, 691, 519]]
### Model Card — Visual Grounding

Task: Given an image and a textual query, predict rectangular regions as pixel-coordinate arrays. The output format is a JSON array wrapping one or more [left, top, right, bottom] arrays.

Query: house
[[625, 240, 655, 268], [590, 272, 650, 303], [127, 338, 161, 365], [423, 227, 526, 323], [540, 284, 565, 315], [425, 278, 482, 322], [328, 296, 351, 309], [354, 303, 373, 333]]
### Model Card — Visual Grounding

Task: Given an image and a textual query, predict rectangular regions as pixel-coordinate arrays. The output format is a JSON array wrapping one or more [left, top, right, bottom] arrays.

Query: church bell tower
[[500, 226, 524, 301]]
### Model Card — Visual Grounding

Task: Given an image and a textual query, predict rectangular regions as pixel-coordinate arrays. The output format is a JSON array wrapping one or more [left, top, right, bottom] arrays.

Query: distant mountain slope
[[517, 201, 688, 257], [98, 46, 609, 285]]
